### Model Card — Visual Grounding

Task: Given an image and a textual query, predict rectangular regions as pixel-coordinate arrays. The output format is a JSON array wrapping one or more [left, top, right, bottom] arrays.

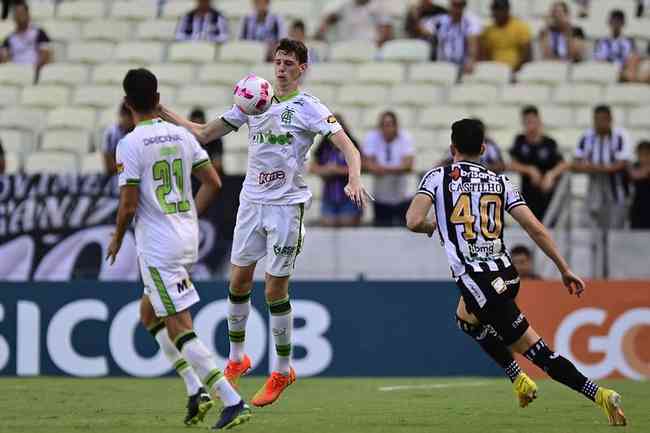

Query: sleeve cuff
[[220, 117, 239, 132], [506, 201, 526, 212], [416, 190, 435, 201], [192, 159, 211, 171]]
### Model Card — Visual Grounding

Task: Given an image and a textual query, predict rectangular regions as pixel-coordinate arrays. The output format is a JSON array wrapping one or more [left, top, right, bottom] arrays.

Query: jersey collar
[[137, 118, 162, 127], [273, 89, 300, 103]]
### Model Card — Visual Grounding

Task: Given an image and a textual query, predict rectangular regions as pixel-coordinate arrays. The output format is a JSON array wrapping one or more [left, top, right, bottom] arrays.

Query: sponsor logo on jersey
[[281, 107, 295, 125], [143, 134, 182, 146], [273, 244, 296, 257], [176, 278, 190, 294], [505, 276, 520, 286], [327, 115, 337, 124], [467, 240, 502, 258], [253, 131, 294, 145], [512, 313, 526, 329], [258, 170, 286, 185], [451, 167, 499, 181], [116, 163, 124, 174], [491, 277, 507, 294]]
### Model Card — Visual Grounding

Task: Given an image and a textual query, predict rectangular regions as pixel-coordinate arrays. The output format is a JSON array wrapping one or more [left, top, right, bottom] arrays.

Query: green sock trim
[[275, 344, 292, 357], [229, 330, 246, 343], [204, 368, 223, 389], [174, 330, 197, 352], [173, 359, 189, 373], [229, 289, 252, 304], [268, 296, 291, 315], [147, 321, 165, 337]]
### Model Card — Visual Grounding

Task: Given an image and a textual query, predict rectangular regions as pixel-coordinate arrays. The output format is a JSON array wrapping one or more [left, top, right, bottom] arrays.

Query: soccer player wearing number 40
[[406, 119, 627, 426], [106, 68, 251, 430], [160, 38, 368, 407]]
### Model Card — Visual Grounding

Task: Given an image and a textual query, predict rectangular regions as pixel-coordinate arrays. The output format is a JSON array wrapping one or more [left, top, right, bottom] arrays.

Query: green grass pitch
[[0, 377, 647, 433]]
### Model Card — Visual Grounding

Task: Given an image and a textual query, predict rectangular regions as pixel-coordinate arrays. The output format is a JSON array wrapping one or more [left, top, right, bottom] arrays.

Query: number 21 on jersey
[[450, 194, 503, 240], [153, 159, 190, 215]]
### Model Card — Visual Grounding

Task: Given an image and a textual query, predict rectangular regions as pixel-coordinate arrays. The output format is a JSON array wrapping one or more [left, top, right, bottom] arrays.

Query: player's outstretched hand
[[561, 269, 585, 298], [344, 178, 373, 208], [105, 234, 121, 266]]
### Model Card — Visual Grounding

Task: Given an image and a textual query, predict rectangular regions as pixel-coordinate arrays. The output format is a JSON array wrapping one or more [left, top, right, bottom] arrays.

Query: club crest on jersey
[[450, 166, 462, 181], [327, 115, 337, 124], [281, 107, 295, 125]]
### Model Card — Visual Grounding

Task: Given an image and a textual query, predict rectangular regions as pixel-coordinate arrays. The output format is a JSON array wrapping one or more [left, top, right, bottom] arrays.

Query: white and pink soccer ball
[[233, 74, 274, 115]]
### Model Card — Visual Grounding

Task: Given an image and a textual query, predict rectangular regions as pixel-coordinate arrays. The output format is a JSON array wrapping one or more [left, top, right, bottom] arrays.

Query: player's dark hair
[[594, 104, 611, 117], [637, 140, 650, 153], [511, 245, 532, 257], [379, 111, 399, 129], [521, 105, 539, 117], [451, 118, 485, 157], [610, 9, 625, 22], [275, 38, 308, 64], [189, 107, 206, 122], [123, 68, 158, 113], [291, 19, 305, 32]]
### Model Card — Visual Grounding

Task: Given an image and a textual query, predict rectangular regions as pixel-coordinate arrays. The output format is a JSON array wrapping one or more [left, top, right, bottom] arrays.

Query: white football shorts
[[139, 255, 200, 318]]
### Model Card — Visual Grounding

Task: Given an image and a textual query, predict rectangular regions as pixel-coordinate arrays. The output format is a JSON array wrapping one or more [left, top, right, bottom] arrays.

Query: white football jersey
[[221, 90, 342, 205], [116, 118, 210, 266]]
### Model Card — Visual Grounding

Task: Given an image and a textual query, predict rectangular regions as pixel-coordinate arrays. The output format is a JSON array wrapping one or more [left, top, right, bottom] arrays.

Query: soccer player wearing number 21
[[106, 69, 251, 430], [160, 38, 368, 407], [406, 119, 626, 426]]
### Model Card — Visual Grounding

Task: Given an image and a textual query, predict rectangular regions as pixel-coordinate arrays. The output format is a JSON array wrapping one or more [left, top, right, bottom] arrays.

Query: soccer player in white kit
[[106, 68, 252, 430], [161, 39, 367, 407]]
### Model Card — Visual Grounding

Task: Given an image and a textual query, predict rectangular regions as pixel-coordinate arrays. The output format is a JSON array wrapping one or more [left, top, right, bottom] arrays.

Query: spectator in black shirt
[[0, 137, 5, 174], [509, 105, 568, 221], [629, 140, 650, 229], [189, 107, 224, 174]]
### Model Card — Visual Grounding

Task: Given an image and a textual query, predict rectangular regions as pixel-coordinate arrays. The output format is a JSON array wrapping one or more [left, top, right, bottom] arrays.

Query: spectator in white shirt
[[315, 0, 387, 44], [363, 111, 415, 227]]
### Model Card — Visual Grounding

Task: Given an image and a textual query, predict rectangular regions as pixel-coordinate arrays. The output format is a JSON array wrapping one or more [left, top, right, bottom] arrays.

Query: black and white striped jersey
[[575, 128, 632, 203], [594, 36, 636, 66], [418, 161, 526, 278]]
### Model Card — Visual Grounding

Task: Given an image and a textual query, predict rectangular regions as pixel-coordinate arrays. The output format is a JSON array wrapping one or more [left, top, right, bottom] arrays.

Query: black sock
[[457, 316, 521, 382], [524, 339, 599, 401]]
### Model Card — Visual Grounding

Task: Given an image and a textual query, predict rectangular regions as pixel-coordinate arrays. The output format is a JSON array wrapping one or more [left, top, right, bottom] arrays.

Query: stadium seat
[[161, 0, 194, 19], [448, 84, 498, 105], [47, 107, 97, 131], [177, 85, 230, 107], [357, 62, 405, 85], [80, 152, 105, 174], [537, 105, 574, 129], [0, 86, 19, 108], [501, 84, 551, 105], [604, 84, 650, 106], [472, 106, 521, 130], [272, 0, 313, 19], [169, 41, 217, 63], [29, 1, 55, 20], [489, 129, 518, 148], [0, 20, 11, 40], [518, 61, 569, 85], [553, 84, 603, 106], [136, 20, 178, 41], [24, 151, 78, 174], [627, 106, 650, 128], [39, 63, 89, 86], [218, 0, 254, 19], [40, 20, 81, 42], [110, 1, 157, 21], [307, 40, 329, 62], [307, 63, 357, 85], [362, 106, 416, 129], [198, 64, 249, 85], [222, 131, 249, 152], [389, 84, 442, 107], [82, 20, 132, 42], [148, 63, 195, 86], [574, 106, 626, 128], [73, 85, 123, 108], [548, 128, 585, 153], [115, 42, 164, 64], [41, 130, 92, 154], [0, 63, 34, 86], [329, 40, 377, 63], [3, 151, 20, 173], [464, 62, 512, 85], [92, 63, 139, 85], [587, 0, 637, 25], [219, 41, 266, 64], [379, 39, 430, 62], [97, 107, 118, 131], [223, 152, 248, 175], [21, 85, 70, 108], [414, 147, 442, 172], [410, 129, 439, 151], [571, 61, 619, 85], [626, 18, 650, 40], [337, 84, 388, 106], [570, 173, 589, 198], [302, 85, 336, 104], [250, 63, 274, 81], [67, 42, 115, 64], [409, 62, 458, 86], [0, 130, 25, 154], [0, 108, 45, 131], [57, 1, 106, 20], [327, 106, 362, 131], [530, 0, 561, 17], [418, 106, 471, 130]]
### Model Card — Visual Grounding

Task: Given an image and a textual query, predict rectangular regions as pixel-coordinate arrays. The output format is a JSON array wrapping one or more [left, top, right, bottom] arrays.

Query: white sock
[[152, 326, 202, 396], [268, 296, 292, 375], [177, 331, 242, 407], [227, 290, 251, 363]]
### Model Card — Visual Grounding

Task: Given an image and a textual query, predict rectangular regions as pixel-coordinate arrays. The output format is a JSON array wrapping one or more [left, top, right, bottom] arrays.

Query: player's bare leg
[[251, 273, 296, 407], [225, 263, 256, 387], [166, 310, 251, 429], [455, 297, 537, 407], [139, 296, 211, 425], [510, 327, 626, 426]]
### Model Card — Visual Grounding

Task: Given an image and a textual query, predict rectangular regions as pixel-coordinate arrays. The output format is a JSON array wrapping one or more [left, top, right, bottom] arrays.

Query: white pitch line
[[378, 381, 489, 392]]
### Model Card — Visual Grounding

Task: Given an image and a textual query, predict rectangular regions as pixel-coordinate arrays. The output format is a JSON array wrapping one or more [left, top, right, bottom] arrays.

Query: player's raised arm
[[509, 205, 585, 296], [329, 129, 369, 208], [160, 105, 235, 144]]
